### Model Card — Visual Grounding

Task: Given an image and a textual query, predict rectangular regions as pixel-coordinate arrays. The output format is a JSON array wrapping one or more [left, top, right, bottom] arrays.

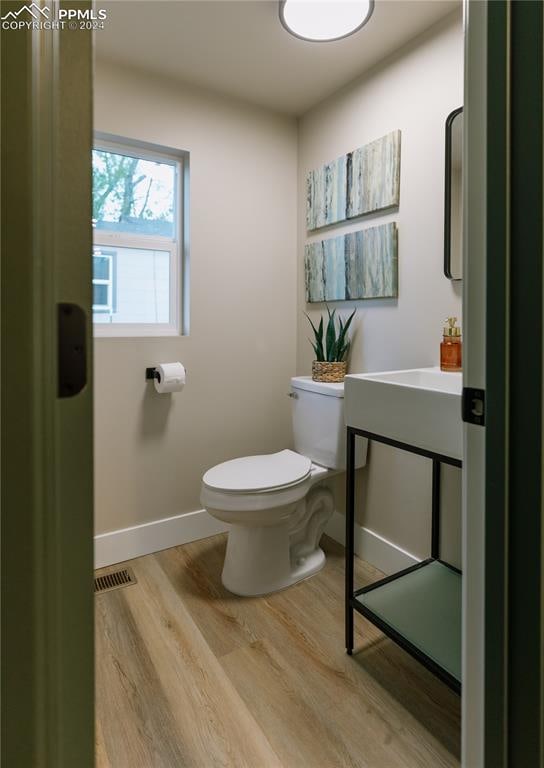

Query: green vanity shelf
[[345, 425, 463, 694], [354, 559, 462, 684]]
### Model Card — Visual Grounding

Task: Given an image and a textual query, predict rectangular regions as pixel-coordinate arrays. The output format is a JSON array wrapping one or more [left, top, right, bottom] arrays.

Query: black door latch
[[462, 387, 485, 426], [58, 303, 87, 398]]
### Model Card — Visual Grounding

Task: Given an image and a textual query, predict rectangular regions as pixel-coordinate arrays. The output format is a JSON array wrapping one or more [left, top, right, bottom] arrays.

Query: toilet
[[200, 376, 367, 596]]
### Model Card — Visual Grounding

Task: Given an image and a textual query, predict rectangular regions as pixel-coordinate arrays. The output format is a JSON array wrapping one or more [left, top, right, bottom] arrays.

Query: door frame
[[499, 2, 543, 765], [1, 2, 95, 765], [462, 1, 488, 762], [2, 1, 543, 766], [463, 1, 544, 765]]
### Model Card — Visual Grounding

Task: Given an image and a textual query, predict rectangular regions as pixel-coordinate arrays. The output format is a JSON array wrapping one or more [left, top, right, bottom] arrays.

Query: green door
[[1, 3, 94, 766]]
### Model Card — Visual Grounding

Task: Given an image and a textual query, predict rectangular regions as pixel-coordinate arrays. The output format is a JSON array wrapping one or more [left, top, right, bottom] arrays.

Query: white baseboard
[[95, 507, 419, 575], [94, 509, 229, 569], [325, 510, 420, 575]]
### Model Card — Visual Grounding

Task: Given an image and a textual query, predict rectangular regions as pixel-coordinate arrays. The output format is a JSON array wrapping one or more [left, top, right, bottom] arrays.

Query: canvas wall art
[[304, 222, 398, 303], [305, 155, 347, 231], [306, 130, 401, 231]]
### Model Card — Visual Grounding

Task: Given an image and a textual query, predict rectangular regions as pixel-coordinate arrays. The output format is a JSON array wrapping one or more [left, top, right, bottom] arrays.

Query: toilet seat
[[203, 449, 312, 494]]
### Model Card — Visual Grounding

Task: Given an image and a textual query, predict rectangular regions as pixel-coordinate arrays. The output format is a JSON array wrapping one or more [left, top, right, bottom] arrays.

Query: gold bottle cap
[[443, 316, 461, 337]]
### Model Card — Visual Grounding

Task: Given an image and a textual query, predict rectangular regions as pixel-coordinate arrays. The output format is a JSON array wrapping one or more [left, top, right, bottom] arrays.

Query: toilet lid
[[203, 449, 312, 493]]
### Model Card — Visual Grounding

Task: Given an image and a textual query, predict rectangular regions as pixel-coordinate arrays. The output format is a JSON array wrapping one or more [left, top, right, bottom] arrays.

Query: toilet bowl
[[200, 377, 367, 597], [201, 450, 335, 595]]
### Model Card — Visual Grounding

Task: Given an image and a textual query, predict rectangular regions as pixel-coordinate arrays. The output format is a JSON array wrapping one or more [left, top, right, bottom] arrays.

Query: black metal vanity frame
[[345, 426, 462, 694]]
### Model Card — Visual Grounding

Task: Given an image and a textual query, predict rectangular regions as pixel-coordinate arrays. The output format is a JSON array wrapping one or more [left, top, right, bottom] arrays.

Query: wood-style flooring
[[95, 534, 460, 768]]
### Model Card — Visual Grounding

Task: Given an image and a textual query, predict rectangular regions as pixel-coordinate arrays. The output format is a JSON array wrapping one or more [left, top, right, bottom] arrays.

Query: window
[[92, 136, 187, 336], [92, 250, 115, 314]]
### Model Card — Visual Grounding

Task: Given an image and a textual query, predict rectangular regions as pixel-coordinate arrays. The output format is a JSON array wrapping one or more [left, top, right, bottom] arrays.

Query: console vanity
[[344, 367, 463, 693]]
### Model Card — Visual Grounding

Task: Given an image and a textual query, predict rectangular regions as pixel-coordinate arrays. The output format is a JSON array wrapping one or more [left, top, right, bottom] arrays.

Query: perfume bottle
[[440, 317, 462, 372]]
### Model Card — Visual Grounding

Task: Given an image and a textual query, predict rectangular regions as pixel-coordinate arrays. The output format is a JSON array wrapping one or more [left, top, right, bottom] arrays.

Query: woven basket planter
[[312, 361, 347, 383]]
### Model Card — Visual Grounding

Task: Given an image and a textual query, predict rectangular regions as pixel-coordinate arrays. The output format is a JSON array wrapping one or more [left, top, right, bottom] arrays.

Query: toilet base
[[220, 485, 333, 597], [222, 520, 326, 597]]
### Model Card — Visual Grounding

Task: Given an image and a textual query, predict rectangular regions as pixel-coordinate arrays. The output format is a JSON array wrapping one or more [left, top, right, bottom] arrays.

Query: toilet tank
[[290, 377, 367, 470]]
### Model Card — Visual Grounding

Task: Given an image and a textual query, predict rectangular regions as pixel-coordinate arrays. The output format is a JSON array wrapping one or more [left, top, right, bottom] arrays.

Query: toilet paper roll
[[154, 362, 186, 394]]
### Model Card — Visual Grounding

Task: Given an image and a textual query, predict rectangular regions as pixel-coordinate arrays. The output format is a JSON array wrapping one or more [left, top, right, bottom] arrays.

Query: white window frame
[[92, 135, 187, 338]]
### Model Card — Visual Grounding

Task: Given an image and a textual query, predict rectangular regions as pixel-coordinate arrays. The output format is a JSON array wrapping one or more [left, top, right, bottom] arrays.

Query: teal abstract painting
[[306, 130, 401, 231], [306, 155, 347, 230], [347, 131, 401, 219], [304, 242, 325, 302], [323, 236, 346, 301], [304, 223, 398, 303]]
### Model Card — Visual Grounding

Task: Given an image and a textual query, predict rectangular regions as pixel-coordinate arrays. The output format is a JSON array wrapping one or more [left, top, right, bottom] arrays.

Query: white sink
[[345, 367, 463, 460]]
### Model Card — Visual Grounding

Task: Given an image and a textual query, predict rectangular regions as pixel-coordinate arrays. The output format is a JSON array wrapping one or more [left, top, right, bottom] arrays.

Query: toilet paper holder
[[146, 363, 187, 393]]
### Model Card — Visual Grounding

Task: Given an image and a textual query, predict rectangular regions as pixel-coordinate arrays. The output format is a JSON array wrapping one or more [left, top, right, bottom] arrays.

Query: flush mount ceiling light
[[279, 0, 374, 43]]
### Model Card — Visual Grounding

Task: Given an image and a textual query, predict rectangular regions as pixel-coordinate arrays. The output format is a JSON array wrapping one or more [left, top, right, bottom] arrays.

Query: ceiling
[[96, 0, 461, 116]]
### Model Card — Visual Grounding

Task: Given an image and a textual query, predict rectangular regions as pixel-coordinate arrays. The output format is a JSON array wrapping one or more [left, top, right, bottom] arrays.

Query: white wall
[[94, 60, 298, 535], [297, 12, 464, 564]]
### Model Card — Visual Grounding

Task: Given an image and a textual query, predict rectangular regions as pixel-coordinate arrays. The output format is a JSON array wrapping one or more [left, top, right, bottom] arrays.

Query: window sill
[[93, 324, 183, 339]]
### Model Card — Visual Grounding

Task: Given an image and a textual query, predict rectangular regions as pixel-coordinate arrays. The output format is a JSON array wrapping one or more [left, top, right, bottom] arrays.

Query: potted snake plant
[[305, 306, 356, 382]]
